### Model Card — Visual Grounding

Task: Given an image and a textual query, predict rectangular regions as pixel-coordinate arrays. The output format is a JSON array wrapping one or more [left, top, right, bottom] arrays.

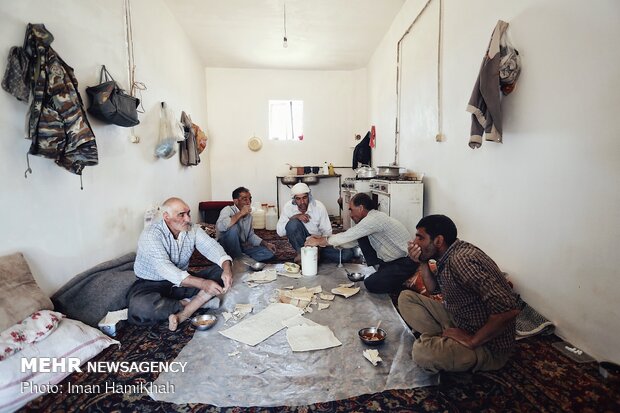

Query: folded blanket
[[51, 252, 137, 327]]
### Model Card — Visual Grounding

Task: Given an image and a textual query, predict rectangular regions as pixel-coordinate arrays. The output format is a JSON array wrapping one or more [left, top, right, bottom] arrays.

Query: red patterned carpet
[[23, 323, 620, 412], [22, 228, 620, 412]]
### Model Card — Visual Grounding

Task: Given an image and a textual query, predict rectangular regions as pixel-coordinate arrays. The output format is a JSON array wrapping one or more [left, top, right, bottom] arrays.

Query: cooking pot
[[377, 165, 401, 178], [281, 176, 299, 185], [355, 164, 377, 179], [301, 175, 319, 184]]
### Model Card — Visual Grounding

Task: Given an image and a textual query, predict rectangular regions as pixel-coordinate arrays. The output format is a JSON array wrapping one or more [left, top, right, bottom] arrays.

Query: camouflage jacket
[[24, 24, 98, 175]]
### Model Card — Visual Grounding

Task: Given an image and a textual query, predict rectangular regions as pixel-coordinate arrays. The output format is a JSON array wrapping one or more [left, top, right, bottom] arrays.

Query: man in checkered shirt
[[128, 197, 233, 331], [398, 214, 519, 373]]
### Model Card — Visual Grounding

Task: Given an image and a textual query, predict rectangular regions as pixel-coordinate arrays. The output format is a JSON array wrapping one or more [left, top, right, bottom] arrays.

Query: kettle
[[355, 164, 377, 179]]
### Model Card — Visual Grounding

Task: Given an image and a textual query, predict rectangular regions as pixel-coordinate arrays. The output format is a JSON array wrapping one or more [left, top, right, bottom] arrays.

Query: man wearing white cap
[[276, 182, 352, 264]]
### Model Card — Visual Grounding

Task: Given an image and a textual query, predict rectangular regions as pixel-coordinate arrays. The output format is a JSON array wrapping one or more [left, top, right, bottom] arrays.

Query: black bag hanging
[[86, 65, 140, 127], [352, 131, 372, 169]]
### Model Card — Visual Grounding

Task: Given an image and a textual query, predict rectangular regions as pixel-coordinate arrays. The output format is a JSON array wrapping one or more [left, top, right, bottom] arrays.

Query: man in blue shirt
[[216, 186, 276, 262]]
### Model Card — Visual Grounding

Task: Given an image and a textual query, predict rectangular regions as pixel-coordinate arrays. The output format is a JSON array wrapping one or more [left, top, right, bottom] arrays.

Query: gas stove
[[341, 178, 373, 192]]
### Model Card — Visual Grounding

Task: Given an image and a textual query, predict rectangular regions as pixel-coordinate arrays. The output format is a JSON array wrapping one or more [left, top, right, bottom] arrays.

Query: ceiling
[[163, 0, 405, 70]]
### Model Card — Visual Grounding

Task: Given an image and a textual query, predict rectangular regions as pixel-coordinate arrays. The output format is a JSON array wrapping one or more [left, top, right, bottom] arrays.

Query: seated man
[[128, 197, 234, 332], [216, 186, 276, 262], [276, 182, 352, 264], [398, 214, 519, 373], [305, 193, 417, 294]]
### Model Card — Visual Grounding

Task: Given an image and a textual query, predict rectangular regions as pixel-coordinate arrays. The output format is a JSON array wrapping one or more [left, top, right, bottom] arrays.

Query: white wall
[[368, 0, 620, 363], [0, 0, 212, 294], [205, 68, 367, 208]]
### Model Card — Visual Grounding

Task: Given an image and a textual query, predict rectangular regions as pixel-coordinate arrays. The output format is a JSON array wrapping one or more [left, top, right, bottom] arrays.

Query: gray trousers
[[398, 290, 511, 373], [127, 266, 223, 326]]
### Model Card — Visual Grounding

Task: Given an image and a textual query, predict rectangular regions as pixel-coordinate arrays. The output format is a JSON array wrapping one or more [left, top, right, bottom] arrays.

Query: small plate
[[248, 136, 263, 151]]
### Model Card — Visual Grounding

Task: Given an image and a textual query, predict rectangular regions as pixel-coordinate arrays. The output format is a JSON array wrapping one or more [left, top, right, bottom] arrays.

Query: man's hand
[[305, 235, 328, 247], [239, 205, 252, 217], [292, 213, 311, 223], [199, 279, 224, 296], [221, 271, 233, 292], [407, 240, 422, 263], [442, 327, 475, 349], [264, 242, 276, 253]]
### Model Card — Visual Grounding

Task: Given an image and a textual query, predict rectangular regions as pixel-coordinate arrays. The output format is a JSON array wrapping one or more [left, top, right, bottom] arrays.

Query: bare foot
[[169, 291, 213, 332], [168, 314, 179, 331], [294, 253, 301, 264]]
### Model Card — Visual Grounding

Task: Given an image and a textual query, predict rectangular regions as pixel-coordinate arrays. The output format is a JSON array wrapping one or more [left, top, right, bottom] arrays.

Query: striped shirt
[[134, 219, 232, 286], [327, 210, 410, 262], [436, 240, 517, 353]]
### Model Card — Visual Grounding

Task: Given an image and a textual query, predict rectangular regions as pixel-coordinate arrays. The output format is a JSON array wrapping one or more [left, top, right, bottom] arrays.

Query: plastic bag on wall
[[155, 102, 183, 159]]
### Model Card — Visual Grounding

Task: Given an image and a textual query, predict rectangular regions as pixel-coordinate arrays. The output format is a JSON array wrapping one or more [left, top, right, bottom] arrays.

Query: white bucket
[[300, 246, 318, 276]]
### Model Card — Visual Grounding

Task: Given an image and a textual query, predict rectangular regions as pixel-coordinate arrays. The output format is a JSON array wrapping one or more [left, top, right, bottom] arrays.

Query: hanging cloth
[[352, 131, 372, 169], [179, 111, 200, 166], [466, 20, 521, 149]]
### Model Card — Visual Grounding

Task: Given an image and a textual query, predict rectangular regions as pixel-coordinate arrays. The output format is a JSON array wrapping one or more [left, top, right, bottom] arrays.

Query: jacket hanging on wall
[[352, 131, 372, 169], [179, 111, 200, 166], [466, 20, 521, 149], [16, 23, 98, 177]]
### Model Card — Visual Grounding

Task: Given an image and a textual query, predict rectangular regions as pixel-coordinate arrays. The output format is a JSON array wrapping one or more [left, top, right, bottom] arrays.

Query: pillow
[[0, 317, 119, 412], [0, 252, 53, 332], [0, 310, 64, 361]]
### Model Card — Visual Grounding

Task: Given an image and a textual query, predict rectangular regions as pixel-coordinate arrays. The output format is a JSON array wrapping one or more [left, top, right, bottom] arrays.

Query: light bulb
[[283, 36, 288, 48]]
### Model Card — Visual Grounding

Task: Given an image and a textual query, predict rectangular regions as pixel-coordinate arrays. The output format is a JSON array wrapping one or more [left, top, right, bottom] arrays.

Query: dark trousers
[[127, 266, 223, 326], [358, 236, 418, 294], [285, 219, 353, 263]]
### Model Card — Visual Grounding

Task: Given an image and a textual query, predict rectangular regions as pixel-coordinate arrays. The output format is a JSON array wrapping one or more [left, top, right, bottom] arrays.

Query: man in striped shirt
[[305, 193, 418, 293], [128, 197, 233, 331], [398, 214, 519, 373]]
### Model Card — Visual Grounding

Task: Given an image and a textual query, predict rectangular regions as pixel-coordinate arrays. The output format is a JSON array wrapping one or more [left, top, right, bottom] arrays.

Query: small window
[[269, 100, 303, 140]]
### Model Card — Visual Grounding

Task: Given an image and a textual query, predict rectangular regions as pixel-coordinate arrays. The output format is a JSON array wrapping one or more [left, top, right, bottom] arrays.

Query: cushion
[[198, 201, 233, 224], [0, 310, 64, 361], [0, 317, 119, 412], [0, 252, 53, 332]]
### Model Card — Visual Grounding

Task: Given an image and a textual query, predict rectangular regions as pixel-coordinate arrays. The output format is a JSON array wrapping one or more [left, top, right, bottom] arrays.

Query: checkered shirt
[[134, 219, 232, 286], [436, 240, 517, 353], [328, 210, 410, 262]]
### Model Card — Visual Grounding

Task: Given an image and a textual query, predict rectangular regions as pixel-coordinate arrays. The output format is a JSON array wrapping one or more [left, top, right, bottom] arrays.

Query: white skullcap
[[291, 182, 310, 196]]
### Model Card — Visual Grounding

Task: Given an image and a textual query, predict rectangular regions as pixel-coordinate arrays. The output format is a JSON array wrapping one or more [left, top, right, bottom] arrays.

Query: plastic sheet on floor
[[150, 262, 438, 407]]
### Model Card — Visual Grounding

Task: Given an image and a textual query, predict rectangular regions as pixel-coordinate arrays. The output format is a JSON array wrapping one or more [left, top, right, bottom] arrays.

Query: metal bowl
[[301, 175, 319, 184], [191, 314, 217, 331], [347, 272, 365, 282], [358, 327, 386, 346], [248, 261, 266, 271], [281, 176, 299, 185]]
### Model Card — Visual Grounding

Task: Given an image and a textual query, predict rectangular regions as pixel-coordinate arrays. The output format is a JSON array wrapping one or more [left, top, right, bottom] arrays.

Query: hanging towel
[[466, 20, 521, 149]]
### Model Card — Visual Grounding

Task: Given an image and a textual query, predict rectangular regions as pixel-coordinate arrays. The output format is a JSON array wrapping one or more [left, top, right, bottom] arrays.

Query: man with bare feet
[[128, 197, 233, 331]]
